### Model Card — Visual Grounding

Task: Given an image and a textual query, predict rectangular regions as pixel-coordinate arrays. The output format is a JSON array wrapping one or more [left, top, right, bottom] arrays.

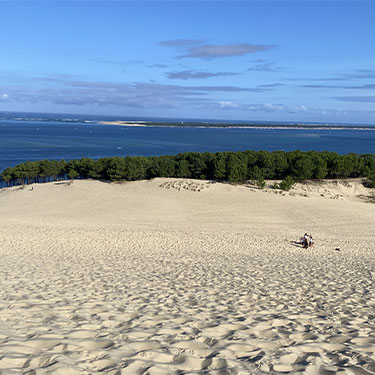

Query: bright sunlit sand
[[0, 179, 374, 375]]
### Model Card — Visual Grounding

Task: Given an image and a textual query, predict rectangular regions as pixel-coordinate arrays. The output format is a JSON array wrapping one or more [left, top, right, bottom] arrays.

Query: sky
[[0, 0, 374, 124]]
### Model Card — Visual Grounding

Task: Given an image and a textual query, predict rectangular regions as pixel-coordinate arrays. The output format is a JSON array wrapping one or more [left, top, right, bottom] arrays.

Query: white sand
[[99, 121, 149, 127], [0, 178, 374, 375]]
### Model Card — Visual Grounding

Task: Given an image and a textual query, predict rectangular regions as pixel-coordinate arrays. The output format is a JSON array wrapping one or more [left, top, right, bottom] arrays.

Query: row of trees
[[1, 150, 375, 187]]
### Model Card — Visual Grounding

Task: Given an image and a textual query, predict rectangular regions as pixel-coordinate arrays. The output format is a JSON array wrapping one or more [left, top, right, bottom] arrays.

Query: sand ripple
[[0, 228, 374, 374], [0, 179, 374, 374]]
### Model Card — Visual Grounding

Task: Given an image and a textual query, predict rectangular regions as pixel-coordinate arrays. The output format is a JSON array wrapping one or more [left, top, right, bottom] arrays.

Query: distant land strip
[[99, 121, 375, 130]]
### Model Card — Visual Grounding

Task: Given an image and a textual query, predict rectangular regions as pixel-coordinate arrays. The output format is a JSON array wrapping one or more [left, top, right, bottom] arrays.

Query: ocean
[[1, 112, 374, 173]]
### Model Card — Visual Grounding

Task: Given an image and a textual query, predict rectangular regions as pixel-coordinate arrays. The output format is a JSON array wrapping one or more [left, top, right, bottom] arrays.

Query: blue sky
[[0, 1, 374, 124]]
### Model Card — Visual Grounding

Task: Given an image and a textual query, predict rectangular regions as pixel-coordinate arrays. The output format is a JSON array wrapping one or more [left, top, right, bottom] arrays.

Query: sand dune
[[0, 178, 374, 374]]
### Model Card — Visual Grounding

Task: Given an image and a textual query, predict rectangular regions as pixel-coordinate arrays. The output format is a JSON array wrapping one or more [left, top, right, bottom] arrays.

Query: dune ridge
[[0, 179, 374, 374]]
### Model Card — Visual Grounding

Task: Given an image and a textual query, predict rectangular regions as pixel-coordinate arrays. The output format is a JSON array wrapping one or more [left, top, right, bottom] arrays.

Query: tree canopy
[[1, 150, 374, 187]]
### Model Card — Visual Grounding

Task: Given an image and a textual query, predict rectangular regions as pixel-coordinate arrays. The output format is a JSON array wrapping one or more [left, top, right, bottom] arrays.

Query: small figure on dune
[[309, 235, 314, 248], [299, 233, 308, 248], [299, 233, 313, 248]]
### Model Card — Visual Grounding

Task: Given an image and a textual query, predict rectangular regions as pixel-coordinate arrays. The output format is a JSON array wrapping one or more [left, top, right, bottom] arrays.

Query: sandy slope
[[0, 179, 374, 375]]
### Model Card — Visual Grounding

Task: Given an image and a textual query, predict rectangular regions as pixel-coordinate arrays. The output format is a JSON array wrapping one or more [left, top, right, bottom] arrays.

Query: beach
[[98, 120, 375, 131], [0, 178, 374, 374]]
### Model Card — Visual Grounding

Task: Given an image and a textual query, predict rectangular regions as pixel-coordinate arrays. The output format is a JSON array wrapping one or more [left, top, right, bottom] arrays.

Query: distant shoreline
[[98, 120, 375, 131], [1, 113, 374, 130]]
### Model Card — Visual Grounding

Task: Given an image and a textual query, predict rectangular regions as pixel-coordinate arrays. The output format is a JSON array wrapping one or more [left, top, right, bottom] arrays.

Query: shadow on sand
[[287, 240, 304, 249]]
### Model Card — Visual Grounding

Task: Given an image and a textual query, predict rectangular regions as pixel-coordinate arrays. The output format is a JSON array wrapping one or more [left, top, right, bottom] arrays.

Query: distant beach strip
[[99, 120, 375, 130]]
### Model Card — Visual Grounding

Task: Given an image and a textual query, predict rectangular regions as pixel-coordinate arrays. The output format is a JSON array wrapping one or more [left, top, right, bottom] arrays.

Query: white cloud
[[219, 101, 240, 108]]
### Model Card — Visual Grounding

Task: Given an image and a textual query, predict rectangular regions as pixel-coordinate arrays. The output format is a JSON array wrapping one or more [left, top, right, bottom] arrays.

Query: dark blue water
[[1, 115, 375, 173]]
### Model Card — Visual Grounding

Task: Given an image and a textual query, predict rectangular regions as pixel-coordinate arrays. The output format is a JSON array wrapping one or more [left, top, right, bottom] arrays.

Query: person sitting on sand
[[309, 235, 314, 247], [299, 233, 308, 248], [299, 233, 307, 245], [301, 233, 309, 248]]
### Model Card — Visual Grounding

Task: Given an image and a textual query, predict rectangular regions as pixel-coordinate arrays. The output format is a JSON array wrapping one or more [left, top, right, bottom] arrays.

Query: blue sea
[[1, 112, 375, 173]]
